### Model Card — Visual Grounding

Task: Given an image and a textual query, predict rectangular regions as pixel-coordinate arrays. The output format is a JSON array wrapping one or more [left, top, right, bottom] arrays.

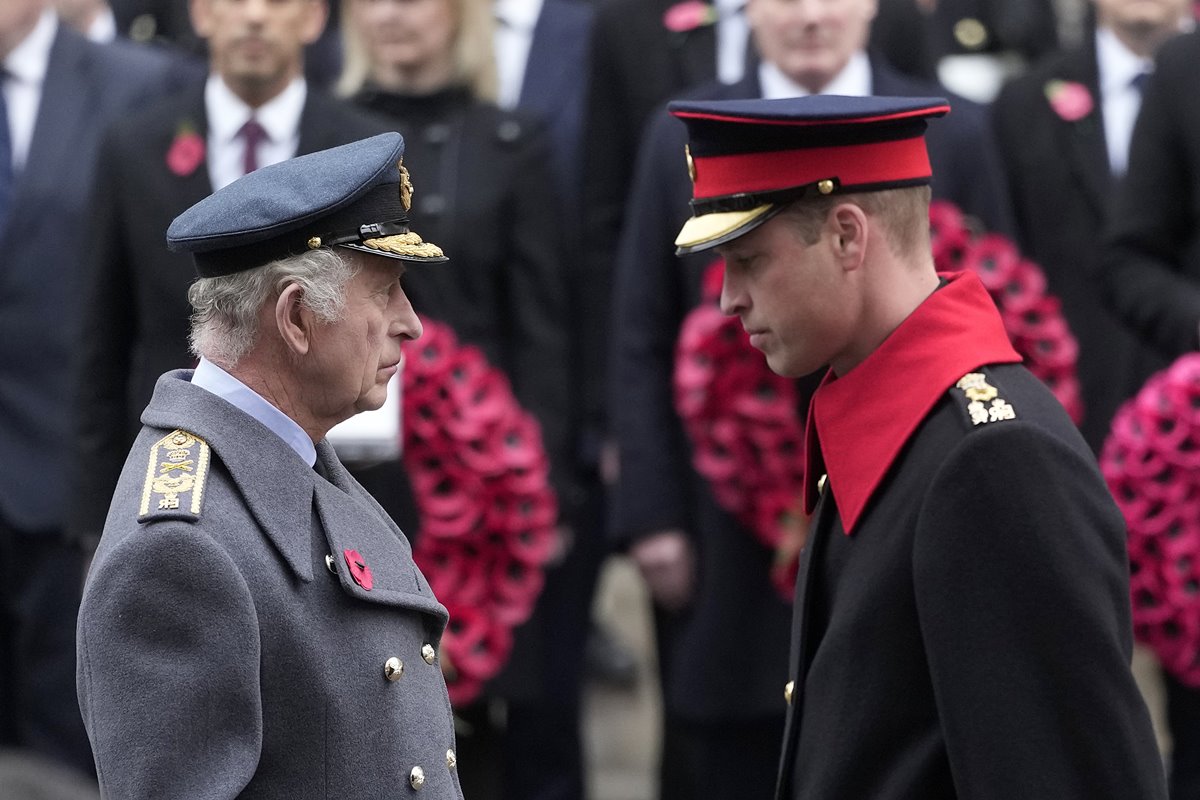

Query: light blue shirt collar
[[191, 357, 317, 467]]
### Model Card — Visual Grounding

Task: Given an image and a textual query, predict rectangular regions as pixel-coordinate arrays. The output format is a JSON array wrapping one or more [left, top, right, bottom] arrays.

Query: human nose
[[242, 0, 269, 23], [392, 291, 423, 341], [718, 265, 746, 317]]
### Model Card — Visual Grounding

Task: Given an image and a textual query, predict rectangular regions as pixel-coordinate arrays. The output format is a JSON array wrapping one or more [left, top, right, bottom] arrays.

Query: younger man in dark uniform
[[669, 94, 1168, 799]]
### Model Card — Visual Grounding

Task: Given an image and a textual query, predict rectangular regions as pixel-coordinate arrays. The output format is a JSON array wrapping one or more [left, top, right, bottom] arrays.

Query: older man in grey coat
[[76, 133, 464, 798]]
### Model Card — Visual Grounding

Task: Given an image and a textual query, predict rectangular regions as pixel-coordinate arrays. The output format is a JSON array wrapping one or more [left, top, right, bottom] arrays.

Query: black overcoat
[[776, 275, 1167, 799]]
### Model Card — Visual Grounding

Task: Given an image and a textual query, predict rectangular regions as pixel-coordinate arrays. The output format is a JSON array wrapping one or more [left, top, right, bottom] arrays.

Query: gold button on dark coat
[[384, 657, 404, 681], [410, 766, 426, 789], [422, 644, 436, 665], [954, 18, 989, 51]]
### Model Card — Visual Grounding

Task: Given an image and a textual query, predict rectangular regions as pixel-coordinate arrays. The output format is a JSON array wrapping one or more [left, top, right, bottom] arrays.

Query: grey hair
[[187, 248, 360, 368]]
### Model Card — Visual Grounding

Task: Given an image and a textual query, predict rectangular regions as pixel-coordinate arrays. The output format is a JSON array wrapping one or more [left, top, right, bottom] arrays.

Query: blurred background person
[[70, 0, 386, 550], [107, 0, 343, 87], [54, 0, 116, 41], [338, 0, 581, 797], [608, 0, 1014, 796], [924, 0, 1062, 100], [992, 0, 1191, 453], [0, 0, 172, 784], [1099, 27, 1200, 797]]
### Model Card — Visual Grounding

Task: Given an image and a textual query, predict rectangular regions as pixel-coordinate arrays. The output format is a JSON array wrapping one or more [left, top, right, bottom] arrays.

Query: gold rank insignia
[[955, 373, 1016, 426], [138, 429, 211, 521]]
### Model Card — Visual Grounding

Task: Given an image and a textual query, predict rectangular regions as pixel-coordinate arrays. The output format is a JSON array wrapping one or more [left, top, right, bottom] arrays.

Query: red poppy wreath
[[402, 317, 558, 705], [675, 200, 1083, 599], [1101, 354, 1200, 687]]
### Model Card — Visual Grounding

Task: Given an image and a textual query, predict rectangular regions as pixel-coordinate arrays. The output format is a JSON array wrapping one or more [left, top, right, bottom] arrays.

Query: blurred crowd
[[1, 0, 1198, 797]]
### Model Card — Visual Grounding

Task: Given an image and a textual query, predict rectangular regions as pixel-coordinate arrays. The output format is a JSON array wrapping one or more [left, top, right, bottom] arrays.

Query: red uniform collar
[[802, 270, 1021, 533]]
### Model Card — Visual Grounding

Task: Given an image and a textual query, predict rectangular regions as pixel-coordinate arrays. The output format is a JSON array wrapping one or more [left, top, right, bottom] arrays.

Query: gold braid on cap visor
[[360, 231, 445, 259]]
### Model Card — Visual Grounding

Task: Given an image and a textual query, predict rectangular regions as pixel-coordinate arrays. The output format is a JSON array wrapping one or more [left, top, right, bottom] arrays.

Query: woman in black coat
[[338, 1, 582, 797]]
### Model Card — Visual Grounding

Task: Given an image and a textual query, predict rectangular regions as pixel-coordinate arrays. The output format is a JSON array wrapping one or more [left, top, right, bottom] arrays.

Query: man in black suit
[[1099, 27, 1200, 798], [609, 0, 1013, 795], [992, 0, 1190, 452], [71, 0, 386, 546], [0, 0, 173, 779]]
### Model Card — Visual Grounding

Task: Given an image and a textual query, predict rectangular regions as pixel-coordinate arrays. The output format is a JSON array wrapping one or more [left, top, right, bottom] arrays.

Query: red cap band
[[691, 135, 933, 200]]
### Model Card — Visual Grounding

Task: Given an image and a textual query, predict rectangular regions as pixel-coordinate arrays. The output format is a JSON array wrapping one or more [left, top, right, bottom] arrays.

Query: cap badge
[[817, 179, 835, 195], [399, 160, 414, 212], [685, 145, 696, 183]]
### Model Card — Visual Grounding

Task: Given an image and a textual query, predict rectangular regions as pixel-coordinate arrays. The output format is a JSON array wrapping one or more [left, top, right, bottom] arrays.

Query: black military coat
[[777, 272, 1166, 799]]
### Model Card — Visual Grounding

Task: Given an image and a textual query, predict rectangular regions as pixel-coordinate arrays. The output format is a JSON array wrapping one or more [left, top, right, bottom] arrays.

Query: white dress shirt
[[715, 0, 749, 85], [1096, 26, 1154, 176], [3, 9, 56, 173], [494, 0, 543, 110], [759, 50, 872, 100], [205, 74, 306, 190], [192, 357, 317, 466], [86, 7, 118, 43]]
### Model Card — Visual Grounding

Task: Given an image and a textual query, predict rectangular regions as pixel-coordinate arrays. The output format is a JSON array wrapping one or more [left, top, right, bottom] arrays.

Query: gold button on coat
[[422, 644, 436, 665], [410, 766, 426, 789], [384, 657, 404, 681], [784, 680, 795, 705], [446, 749, 457, 770]]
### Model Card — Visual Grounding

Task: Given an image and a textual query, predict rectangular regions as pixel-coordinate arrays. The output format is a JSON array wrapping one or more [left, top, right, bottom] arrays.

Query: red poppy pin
[[663, 0, 718, 32], [1044, 80, 1094, 122], [343, 548, 374, 591], [166, 122, 205, 177]]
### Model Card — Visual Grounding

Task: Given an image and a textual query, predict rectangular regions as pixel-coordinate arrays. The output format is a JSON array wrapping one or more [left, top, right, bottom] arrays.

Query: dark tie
[[0, 74, 13, 233], [238, 118, 267, 175], [1131, 71, 1152, 94]]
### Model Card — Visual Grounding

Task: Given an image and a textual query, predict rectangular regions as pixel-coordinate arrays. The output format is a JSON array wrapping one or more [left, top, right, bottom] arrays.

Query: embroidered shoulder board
[[952, 371, 1017, 427], [138, 429, 211, 523]]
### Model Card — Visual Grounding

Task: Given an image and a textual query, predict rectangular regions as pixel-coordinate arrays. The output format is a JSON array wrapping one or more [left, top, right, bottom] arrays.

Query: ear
[[275, 283, 313, 356], [300, 0, 330, 47], [189, 0, 212, 38], [828, 203, 869, 272]]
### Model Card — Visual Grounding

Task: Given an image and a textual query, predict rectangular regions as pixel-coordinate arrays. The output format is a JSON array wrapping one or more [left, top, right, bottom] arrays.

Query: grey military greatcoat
[[77, 370, 463, 798]]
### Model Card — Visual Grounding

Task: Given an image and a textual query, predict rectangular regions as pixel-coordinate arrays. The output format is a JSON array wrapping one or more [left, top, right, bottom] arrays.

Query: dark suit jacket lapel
[[8, 27, 92, 244], [669, 12, 718, 89], [297, 91, 360, 155], [1048, 47, 1110, 216], [520, 0, 587, 120]]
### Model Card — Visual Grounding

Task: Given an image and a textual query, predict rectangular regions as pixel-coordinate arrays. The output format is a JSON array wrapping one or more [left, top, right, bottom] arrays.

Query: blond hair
[[336, 0, 498, 101], [781, 185, 931, 259]]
